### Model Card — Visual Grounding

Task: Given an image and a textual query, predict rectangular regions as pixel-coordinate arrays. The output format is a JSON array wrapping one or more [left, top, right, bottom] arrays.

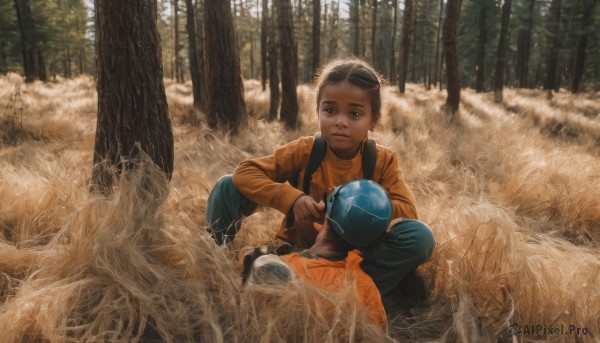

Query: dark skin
[[308, 218, 351, 261], [292, 81, 378, 223]]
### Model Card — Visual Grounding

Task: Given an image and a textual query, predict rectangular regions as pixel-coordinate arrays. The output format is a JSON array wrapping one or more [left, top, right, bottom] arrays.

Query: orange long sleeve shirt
[[281, 250, 387, 326], [232, 135, 418, 247]]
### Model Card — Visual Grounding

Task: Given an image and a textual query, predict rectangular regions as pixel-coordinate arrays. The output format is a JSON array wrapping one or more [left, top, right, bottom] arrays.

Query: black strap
[[302, 133, 327, 194], [362, 138, 377, 180]]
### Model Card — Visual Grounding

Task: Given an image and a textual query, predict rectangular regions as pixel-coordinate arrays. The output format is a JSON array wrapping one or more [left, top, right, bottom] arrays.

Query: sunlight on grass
[[0, 75, 598, 342]]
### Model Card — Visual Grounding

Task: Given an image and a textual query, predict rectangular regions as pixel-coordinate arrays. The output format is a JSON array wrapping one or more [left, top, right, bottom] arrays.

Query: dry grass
[[0, 75, 598, 342]]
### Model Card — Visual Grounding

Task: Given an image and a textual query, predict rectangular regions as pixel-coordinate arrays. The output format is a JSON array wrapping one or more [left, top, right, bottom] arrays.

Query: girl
[[206, 58, 435, 299]]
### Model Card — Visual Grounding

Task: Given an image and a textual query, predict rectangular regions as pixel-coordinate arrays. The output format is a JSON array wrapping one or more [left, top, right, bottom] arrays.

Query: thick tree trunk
[[570, 0, 597, 93], [184, 0, 202, 109], [543, 0, 561, 92], [398, 0, 413, 93], [515, 0, 535, 88], [13, 0, 36, 82], [494, 0, 512, 102], [475, 0, 487, 93], [261, 0, 268, 90], [268, 5, 279, 122], [312, 0, 321, 77], [389, 0, 398, 84], [371, 0, 377, 66], [92, 0, 174, 194], [443, 0, 462, 113], [204, 0, 246, 134], [276, 0, 299, 129]]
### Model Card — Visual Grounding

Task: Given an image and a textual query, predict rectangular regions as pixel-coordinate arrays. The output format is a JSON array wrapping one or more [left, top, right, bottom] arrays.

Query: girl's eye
[[323, 108, 334, 114], [349, 111, 361, 117]]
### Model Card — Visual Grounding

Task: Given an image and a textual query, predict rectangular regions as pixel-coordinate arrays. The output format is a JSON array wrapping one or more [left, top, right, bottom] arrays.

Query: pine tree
[[92, 0, 174, 194]]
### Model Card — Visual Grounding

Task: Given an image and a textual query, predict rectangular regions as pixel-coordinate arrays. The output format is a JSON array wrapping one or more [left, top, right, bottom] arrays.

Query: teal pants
[[206, 175, 436, 297]]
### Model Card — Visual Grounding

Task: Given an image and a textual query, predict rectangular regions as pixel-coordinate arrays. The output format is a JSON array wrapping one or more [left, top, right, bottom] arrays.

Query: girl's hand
[[292, 195, 325, 222]]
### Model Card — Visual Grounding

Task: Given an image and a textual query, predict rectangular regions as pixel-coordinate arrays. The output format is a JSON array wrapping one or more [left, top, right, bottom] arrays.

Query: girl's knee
[[413, 222, 436, 261], [215, 174, 235, 191], [391, 219, 436, 262]]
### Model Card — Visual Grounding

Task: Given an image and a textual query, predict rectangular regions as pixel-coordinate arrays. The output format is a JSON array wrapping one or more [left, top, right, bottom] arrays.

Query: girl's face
[[318, 81, 375, 160]]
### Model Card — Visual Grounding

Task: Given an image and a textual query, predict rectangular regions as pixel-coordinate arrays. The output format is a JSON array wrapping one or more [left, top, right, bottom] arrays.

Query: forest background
[[1, 0, 600, 342], [2, 0, 600, 95]]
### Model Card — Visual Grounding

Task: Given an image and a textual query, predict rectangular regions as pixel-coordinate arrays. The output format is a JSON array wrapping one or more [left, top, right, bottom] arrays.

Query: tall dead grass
[[0, 75, 598, 342]]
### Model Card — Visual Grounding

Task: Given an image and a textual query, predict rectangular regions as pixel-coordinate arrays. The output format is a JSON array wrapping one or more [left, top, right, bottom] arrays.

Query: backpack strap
[[302, 133, 327, 194], [362, 138, 377, 180]]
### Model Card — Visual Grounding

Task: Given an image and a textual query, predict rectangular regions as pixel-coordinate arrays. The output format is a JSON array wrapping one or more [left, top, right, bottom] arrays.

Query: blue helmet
[[326, 179, 393, 247]]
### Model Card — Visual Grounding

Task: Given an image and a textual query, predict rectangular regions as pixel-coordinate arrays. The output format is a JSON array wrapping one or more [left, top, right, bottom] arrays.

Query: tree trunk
[[360, 0, 367, 57], [322, 2, 328, 60], [261, 0, 268, 90], [295, 0, 303, 83], [543, 0, 561, 92], [66, 34, 72, 78], [250, 32, 255, 79], [0, 41, 7, 73], [173, 0, 184, 82], [434, 0, 444, 88], [350, 0, 360, 56], [276, 0, 299, 129], [76, 17, 85, 75], [312, 0, 321, 78], [443, 0, 462, 113], [422, 0, 430, 88], [194, 0, 207, 113], [389, 0, 398, 83], [36, 47, 46, 81], [13, 0, 36, 82], [398, 0, 413, 93], [204, 0, 246, 134], [92, 0, 174, 194], [475, 0, 487, 93], [184, 0, 202, 109], [494, 0, 512, 102], [570, 0, 597, 93], [371, 0, 377, 66], [409, 7, 417, 83], [515, 0, 535, 88], [268, 4, 280, 122], [328, 0, 339, 57]]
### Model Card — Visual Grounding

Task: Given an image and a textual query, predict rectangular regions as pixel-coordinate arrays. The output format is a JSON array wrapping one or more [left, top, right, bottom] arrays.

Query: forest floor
[[0, 73, 599, 342]]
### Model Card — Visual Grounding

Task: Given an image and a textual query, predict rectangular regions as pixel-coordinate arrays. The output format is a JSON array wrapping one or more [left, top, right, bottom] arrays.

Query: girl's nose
[[335, 116, 348, 127]]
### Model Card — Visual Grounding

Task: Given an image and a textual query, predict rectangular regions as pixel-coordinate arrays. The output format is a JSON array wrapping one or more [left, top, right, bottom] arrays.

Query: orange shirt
[[232, 135, 418, 247], [280, 250, 387, 326]]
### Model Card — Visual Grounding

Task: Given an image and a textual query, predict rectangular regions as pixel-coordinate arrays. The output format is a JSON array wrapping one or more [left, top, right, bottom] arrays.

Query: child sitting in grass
[[206, 58, 435, 302]]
